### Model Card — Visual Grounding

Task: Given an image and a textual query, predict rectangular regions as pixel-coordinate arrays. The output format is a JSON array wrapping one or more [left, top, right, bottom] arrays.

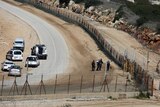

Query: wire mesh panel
[[0, 73, 140, 96]]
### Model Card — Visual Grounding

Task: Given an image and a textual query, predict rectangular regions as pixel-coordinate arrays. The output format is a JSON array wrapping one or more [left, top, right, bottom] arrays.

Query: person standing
[[96, 60, 99, 71], [106, 60, 110, 71], [99, 59, 103, 71], [91, 60, 95, 71]]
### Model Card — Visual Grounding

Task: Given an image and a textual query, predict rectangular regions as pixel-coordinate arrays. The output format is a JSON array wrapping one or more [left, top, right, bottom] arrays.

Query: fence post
[[115, 75, 118, 92], [67, 75, 71, 94], [151, 79, 154, 96], [54, 74, 58, 94], [80, 75, 83, 93], [1, 75, 4, 96], [21, 74, 32, 95], [9, 77, 19, 95], [125, 77, 128, 92], [92, 75, 95, 92], [146, 75, 149, 91]]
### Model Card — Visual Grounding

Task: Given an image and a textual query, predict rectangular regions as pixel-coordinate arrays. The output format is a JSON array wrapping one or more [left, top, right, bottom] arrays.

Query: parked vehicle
[[25, 55, 40, 67], [6, 49, 23, 61], [31, 44, 47, 59], [1, 60, 15, 71], [13, 38, 25, 52], [8, 65, 22, 77]]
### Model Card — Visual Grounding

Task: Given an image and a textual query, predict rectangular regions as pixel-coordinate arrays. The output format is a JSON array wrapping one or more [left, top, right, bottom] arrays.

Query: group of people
[[91, 59, 111, 72]]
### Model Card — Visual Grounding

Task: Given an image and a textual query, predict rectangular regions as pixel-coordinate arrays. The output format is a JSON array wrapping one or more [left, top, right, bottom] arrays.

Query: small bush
[[136, 16, 148, 27], [113, 5, 124, 23], [125, 0, 160, 21], [73, 0, 85, 3], [156, 24, 160, 34], [136, 91, 150, 99], [85, 0, 103, 8]]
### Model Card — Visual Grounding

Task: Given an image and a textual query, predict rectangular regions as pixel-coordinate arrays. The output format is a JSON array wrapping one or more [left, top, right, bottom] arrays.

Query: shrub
[[156, 24, 160, 34], [136, 16, 148, 27], [85, 0, 103, 8], [136, 91, 150, 99], [73, 0, 85, 3], [113, 5, 124, 23], [125, 0, 160, 21]]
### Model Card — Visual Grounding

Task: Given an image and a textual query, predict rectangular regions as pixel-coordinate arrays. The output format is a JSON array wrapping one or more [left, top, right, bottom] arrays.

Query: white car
[[25, 56, 40, 67], [8, 65, 21, 77], [13, 38, 25, 52], [6, 49, 23, 61], [1, 60, 15, 71]]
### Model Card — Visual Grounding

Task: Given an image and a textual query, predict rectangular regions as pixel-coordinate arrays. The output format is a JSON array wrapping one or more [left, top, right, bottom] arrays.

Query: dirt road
[[0, 97, 160, 107], [0, 7, 39, 76]]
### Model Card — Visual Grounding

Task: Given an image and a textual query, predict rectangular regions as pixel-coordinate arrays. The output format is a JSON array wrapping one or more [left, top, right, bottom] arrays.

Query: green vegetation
[[136, 16, 148, 27], [125, 0, 160, 21], [73, 0, 103, 8], [113, 5, 124, 23], [156, 24, 160, 34], [136, 91, 150, 99]]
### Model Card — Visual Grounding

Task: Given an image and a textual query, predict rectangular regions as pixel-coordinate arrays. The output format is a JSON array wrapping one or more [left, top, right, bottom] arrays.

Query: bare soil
[[0, 98, 160, 107]]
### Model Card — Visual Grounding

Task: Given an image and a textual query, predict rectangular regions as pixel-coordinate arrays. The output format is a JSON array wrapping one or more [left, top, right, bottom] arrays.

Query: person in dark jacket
[[106, 61, 110, 71], [91, 60, 95, 71], [99, 59, 103, 71]]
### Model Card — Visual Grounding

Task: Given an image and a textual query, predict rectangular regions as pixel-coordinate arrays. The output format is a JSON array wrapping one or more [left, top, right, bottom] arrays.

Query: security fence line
[[0, 74, 138, 96], [14, 0, 154, 95]]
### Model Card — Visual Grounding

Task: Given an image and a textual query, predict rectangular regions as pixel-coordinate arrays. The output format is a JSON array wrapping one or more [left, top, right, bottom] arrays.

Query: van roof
[[15, 38, 24, 41]]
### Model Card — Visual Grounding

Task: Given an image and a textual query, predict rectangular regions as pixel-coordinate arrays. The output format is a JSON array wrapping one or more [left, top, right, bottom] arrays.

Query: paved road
[[0, 1, 69, 85]]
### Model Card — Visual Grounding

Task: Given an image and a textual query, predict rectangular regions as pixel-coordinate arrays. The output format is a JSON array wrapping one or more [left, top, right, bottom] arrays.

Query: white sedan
[[8, 65, 21, 77], [1, 60, 15, 71], [25, 56, 40, 67]]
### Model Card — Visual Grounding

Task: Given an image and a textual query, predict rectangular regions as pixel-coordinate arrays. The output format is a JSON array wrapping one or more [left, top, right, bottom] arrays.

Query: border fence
[[11, 0, 156, 95], [0, 74, 140, 96]]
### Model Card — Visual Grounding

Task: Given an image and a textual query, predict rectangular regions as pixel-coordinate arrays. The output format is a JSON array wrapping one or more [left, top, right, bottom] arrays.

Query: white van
[[13, 38, 25, 52], [6, 49, 23, 61]]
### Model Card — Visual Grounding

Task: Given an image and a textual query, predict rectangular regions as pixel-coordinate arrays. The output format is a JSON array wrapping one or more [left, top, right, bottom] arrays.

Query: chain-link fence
[[0, 73, 140, 96]]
